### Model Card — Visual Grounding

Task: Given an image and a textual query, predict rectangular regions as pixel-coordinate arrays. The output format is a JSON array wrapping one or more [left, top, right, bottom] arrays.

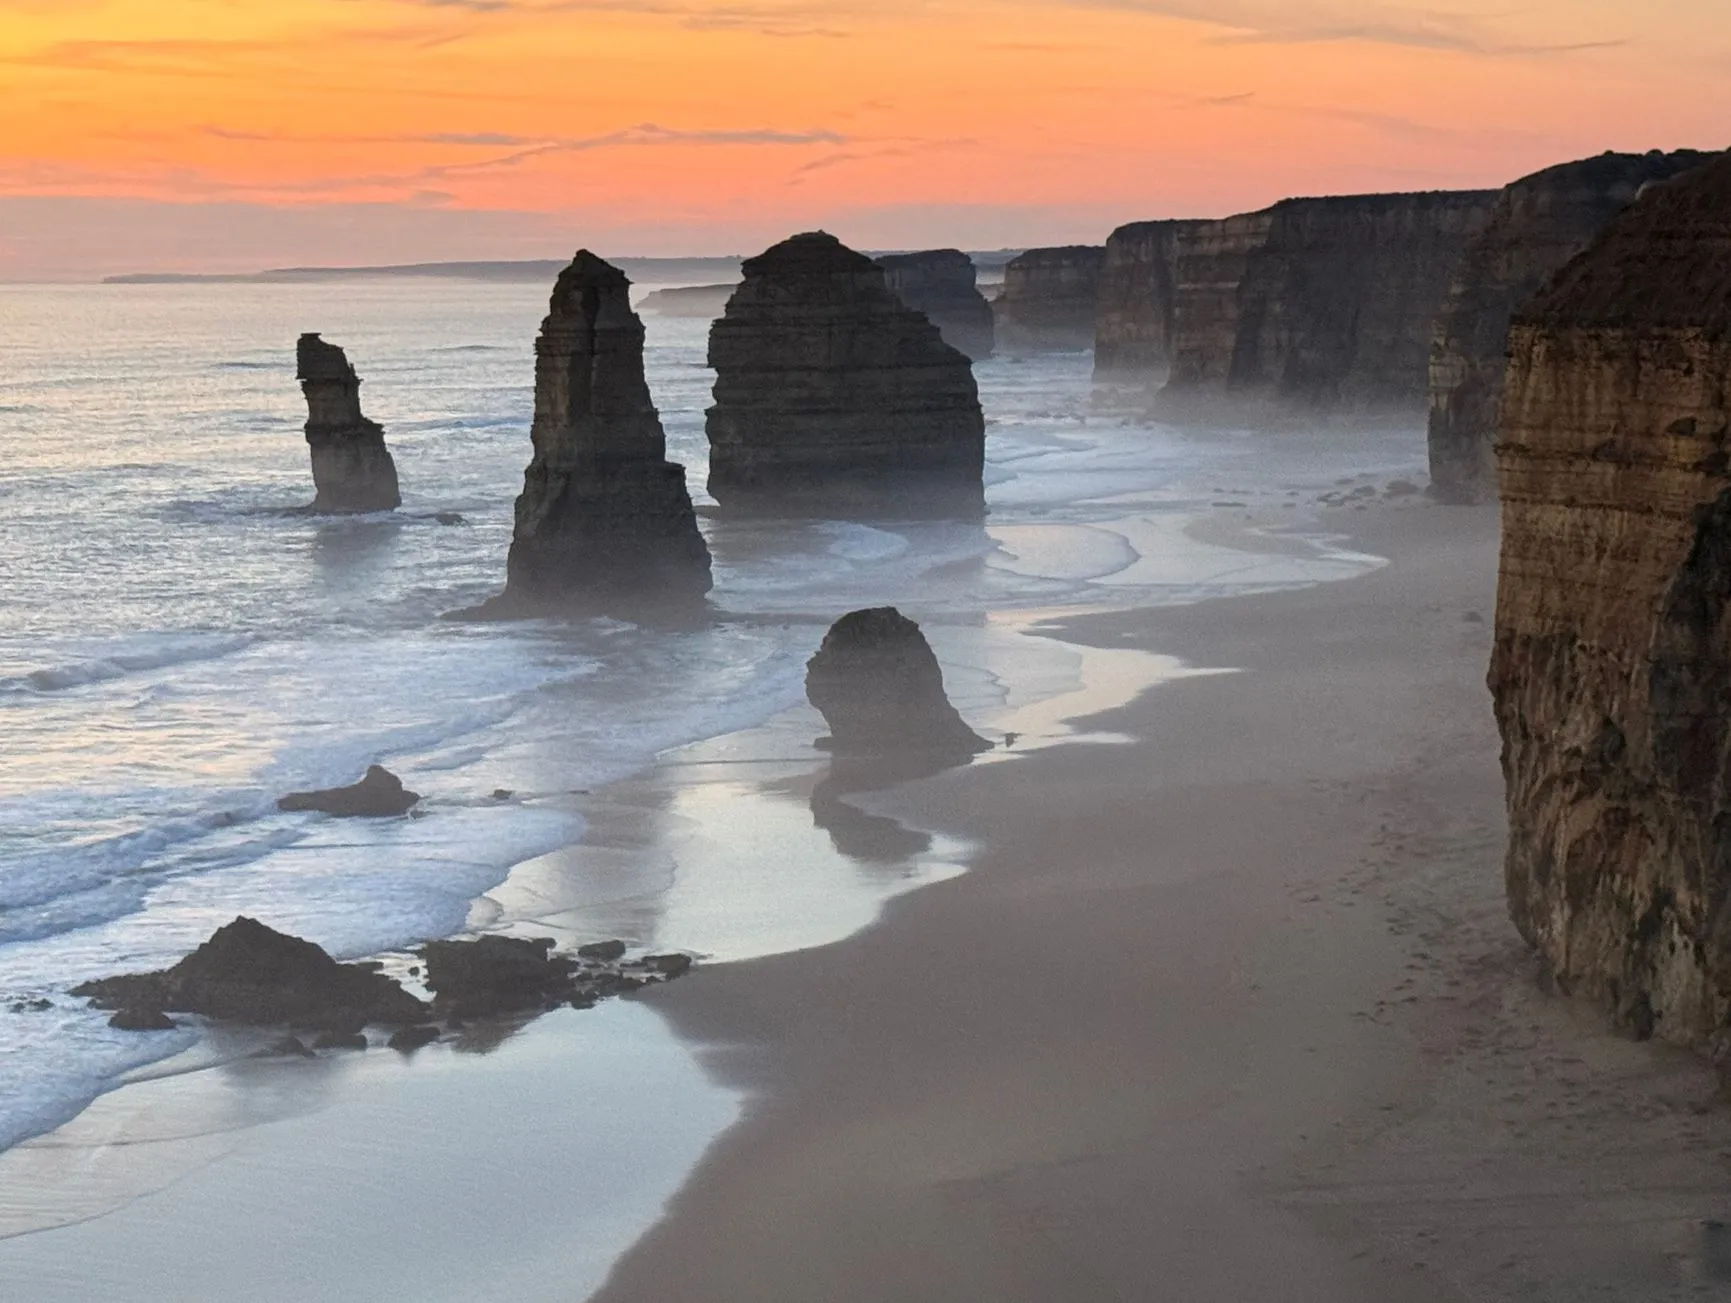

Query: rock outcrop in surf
[[994, 245, 1104, 353], [875, 249, 995, 360], [1490, 152, 1731, 1052], [1427, 149, 1718, 502], [277, 765, 420, 818], [296, 333, 401, 513], [706, 232, 985, 514], [494, 251, 711, 610], [806, 607, 989, 757]]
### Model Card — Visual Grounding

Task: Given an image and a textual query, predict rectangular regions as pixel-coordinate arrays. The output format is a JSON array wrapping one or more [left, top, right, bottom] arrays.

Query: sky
[[0, 0, 1725, 276]]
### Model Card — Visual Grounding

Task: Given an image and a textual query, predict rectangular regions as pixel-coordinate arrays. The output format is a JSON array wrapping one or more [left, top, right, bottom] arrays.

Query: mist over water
[[0, 278, 1416, 1154]]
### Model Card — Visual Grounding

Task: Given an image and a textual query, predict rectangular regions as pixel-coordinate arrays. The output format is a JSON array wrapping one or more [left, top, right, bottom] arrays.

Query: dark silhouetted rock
[[312, 1030, 369, 1051], [277, 765, 419, 818], [994, 245, 1104, 353], [387, 1024, 441, 1053], [73, 916, 428, 1031], [109, 1007, 175, 1031], [1491, 152, 1731, 1052], [875, 249, 995, 360], [706, 232, 985, 515], [492, 251, 711, 611], [263, 1035, 316, 1058], [641, 953, 693, 978], [1427, 150, 1719, 502], [806, 607, 989, 757], [419, 935, 576, 1016], [576, 939, 627, 962], [296, 333, 401, 513], [1093, 219, 1210, 382]]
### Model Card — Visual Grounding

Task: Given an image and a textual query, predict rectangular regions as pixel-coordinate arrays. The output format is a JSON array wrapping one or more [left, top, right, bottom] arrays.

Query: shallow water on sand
[[0, 277, 1416, 1291]]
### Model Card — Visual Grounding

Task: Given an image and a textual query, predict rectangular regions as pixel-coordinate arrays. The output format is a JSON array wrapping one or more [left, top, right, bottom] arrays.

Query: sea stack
[[706, 232, 985, 515], [1427, 150, 1718, 502], [1159, 190, 1497, 411], [1490, 152, 1731, 1051], [806, 608, 988, 757], [296, 334, 401, 513], [497, 251, 711, 610], [993, 245, 1105, 352], [875, 249, 995, 360], [1093, 218, 1210, 382]]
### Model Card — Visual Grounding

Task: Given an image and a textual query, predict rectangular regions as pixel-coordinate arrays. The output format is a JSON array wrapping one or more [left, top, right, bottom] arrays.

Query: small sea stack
[[706, 232, 986, 516], [492, 251, 712, 612], [1490, 152, 1731, 1051], [1427, 149, 1719, 503], [806, 607, 989, 758], [296, 333, 401, 513], [875, 249, 995, 360], [993, 245, 1105, 353]]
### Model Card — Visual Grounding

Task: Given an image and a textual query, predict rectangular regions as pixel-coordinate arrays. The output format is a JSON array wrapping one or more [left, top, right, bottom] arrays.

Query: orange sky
[[0, 0, 1725, 275]]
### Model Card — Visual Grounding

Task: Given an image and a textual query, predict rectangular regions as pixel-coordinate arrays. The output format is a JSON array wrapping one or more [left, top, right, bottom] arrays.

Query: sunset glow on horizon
[[1, 0, 1725, 276]]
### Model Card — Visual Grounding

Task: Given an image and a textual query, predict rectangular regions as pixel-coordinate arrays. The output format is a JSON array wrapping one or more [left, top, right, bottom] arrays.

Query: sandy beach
[[591, 501, 1731, 1302], [7, 498, 1731, 1301]]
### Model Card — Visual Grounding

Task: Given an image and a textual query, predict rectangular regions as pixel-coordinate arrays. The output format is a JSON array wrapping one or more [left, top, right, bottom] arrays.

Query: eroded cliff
[[1491, 152, 1731, 1051], [706, 232, 985, 514], [994, 245, 1104, 353], [296, 334, 401, 513], [496, 250, 711, 610], [875, 249, 994, 360], [1093, 219, 1209, 381], [1428, 150, 1717, 503]]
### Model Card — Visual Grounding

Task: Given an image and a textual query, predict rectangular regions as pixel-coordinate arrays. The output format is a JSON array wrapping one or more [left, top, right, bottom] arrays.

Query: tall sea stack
[[497, 250, 711, 610], [1160, 191, 1497, 411], [296, 334, 401, 513], [993, 246, 1105, 353], [1427, 150, 1718, 502], [706, 232, 985, 515], [1490, 153, 1731, 1051], [875, 249, 995, 360]]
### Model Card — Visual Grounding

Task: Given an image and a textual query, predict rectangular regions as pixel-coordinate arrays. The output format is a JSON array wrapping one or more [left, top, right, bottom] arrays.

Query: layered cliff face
[[499, 250, 711, 609], [1161, 191, 1496, 410], [875, 249, 995, 360], [994, 245, 1105, 353], [1092, 219, 1209, 381], [1427, 150, 1718, 503], [706, 232, 985, 514], [1491, 152, 1731, 1051], [295, 334, 401, 513]]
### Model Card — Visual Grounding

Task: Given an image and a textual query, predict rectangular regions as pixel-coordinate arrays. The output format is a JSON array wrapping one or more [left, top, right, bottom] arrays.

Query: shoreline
[[588, 500, 1731, 1301]]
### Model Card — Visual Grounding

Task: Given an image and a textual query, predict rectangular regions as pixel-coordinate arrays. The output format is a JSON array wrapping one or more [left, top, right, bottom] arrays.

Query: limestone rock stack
[[499, 250, 711, 609], [1427, 150, 1717, 502], [875, 249, 995, 360], [295, 334, 401, 513], [806, 607, 988, 757], [1093, 219, 1209, 381], [1490, 152, 1731, 1050], [1160, 191, 1497, 410], [994, 245, 1105, 352], [706, 232, 985, 514]]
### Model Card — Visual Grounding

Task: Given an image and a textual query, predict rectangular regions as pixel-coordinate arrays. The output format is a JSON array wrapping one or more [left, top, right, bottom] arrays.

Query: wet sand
[[591, 501, 1731, 1302]]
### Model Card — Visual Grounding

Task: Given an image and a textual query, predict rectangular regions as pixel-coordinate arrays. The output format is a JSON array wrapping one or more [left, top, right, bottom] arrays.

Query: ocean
[[0, 275, 1414, 1163]]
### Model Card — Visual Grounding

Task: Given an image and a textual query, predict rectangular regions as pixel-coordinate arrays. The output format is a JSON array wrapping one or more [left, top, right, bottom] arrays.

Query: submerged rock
[[805, 607, 989, 757], [1426, 149, 1719, 502], [296, 333, 401, 513], [875, 249, 995, 360], [493, 251, 711, 612], [419, 935, 577, 1017], [994, 245, 1105, 353], [1491, 152, 1731, 1051], [277, 765, 420, 818], [75, 916, 428, 1031], [108, 1007, 175, 1031], [706, 232, 985, 515]]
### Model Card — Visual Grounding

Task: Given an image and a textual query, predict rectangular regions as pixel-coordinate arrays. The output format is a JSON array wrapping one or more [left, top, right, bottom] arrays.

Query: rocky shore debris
[[1490, 151, 1731, 1053], [875, 248, 995, 360], [705, 231, 986, 515], [806, 607, 990, 758], [1426, 149, 1719, 503], [485, 250, 712, 613], [78, 918, 696, 1050], [295, 333, 402, 514], [277, 765, 420, 817], [74, 916, 429, 1031]]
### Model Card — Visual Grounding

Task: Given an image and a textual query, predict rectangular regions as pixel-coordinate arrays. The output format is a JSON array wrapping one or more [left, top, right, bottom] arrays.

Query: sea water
[[0, 277, 1413, 1163]]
